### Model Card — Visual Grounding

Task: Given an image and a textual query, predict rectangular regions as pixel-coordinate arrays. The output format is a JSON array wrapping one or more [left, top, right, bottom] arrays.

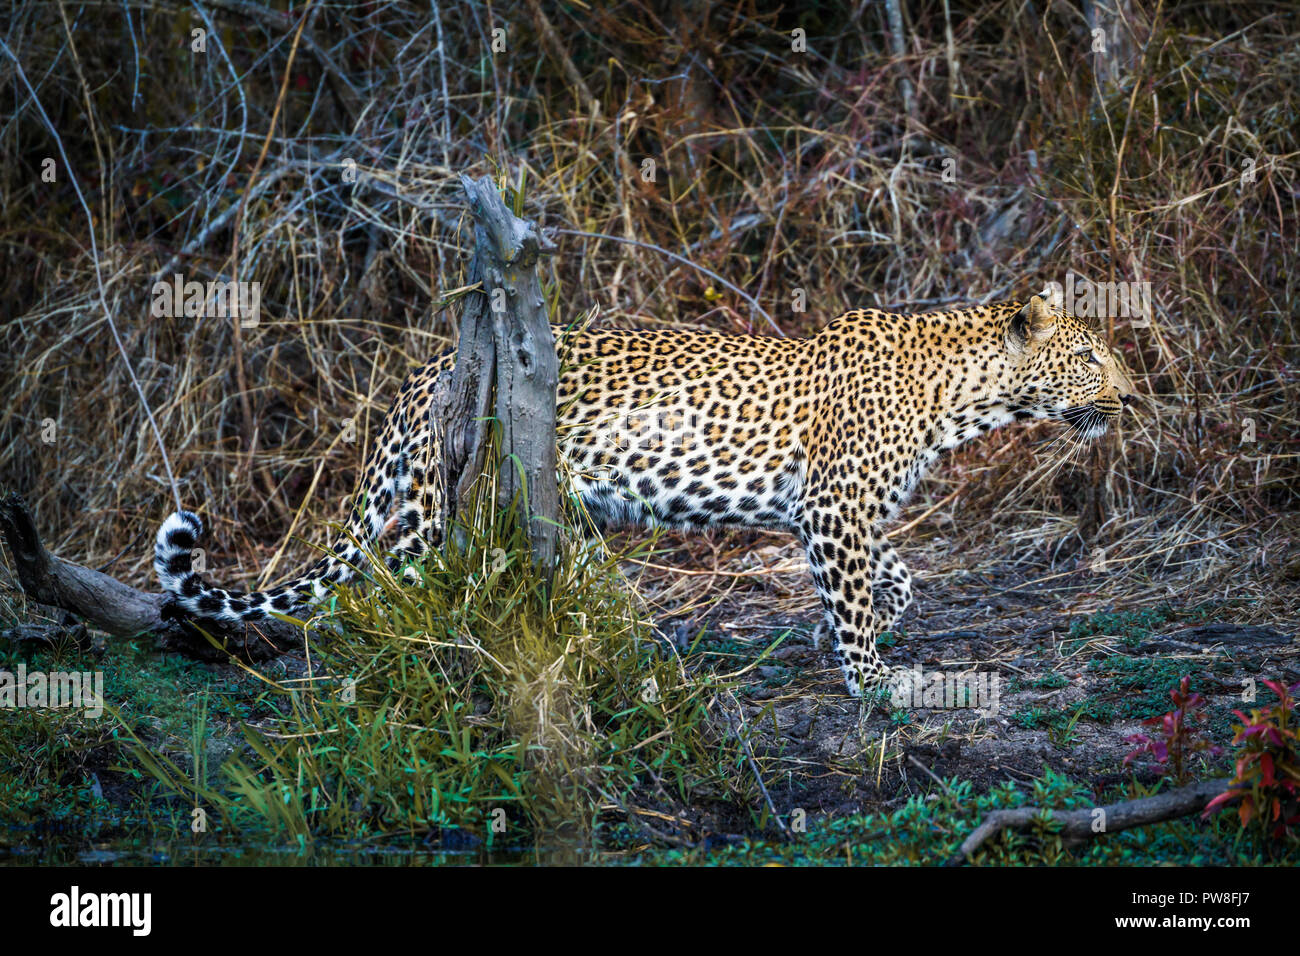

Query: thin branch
[[722, 692, 786, 833], [552, 228, 782, 336], [202, 0, 361, 125], [524, 0, 600, 117], [429, 0, 451, 168]]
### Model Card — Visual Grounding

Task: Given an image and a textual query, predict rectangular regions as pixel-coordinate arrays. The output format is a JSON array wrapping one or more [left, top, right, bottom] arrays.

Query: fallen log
[[949, 777, 1231, 865], [1, 619, 90, 651], [0, 492, 304, 662]]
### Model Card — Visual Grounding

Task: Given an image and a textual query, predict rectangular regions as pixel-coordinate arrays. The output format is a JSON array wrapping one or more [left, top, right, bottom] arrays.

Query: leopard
[[154, 293, 1136, 696]]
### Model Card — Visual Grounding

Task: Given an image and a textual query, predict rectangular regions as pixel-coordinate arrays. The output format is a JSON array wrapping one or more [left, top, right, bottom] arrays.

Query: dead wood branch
[[950, 777, 1231, 865], [0, 619, 90, 651], [440, 176, 560, 577], [1, 492, 303, 662], [524, 0, 600, 117]]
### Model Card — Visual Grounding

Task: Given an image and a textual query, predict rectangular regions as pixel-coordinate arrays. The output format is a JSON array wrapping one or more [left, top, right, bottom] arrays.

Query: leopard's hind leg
[[870, 536, 912, 632], [387, 364, 451, 578], [389, 422, 445, 576]]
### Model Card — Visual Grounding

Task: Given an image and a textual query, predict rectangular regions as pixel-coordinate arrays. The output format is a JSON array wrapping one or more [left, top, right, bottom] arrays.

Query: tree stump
[[440, 175, 560, 578]]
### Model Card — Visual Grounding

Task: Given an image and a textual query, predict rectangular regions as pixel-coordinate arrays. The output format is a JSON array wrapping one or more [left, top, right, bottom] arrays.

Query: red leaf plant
[[1203, 679, 1300, 847], [1124, 676, 1222, 786]]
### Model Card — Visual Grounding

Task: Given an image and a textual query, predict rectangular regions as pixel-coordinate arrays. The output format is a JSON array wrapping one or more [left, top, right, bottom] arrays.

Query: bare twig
[[552, 228, 781, 336], [0, 38, 182, 512], [722, 692, 787, 834], [203, 0, 361, 124]]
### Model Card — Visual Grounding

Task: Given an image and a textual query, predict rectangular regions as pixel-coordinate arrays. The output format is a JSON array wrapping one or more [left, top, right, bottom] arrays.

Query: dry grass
[[1, 0, 1297, 620]]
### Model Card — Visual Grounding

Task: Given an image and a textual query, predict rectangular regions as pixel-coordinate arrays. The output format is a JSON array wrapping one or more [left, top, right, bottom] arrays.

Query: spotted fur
[[154, 294, 1135, 695]]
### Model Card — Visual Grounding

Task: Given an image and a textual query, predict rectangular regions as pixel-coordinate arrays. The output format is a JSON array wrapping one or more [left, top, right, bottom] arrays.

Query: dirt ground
[[628, 526, 1300, 826], [3, 509, 1296, 857]]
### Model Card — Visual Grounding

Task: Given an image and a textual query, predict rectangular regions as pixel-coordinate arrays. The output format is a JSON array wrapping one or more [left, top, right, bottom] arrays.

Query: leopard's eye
[[1075, 348, 1101, 365]]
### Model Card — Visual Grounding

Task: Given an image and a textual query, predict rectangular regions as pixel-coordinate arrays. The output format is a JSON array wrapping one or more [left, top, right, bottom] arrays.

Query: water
[[0, 830, 601, 866]]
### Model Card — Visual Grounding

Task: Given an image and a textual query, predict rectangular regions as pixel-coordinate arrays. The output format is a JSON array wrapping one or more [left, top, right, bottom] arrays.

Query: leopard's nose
[[1120, 394, 1133, 408]]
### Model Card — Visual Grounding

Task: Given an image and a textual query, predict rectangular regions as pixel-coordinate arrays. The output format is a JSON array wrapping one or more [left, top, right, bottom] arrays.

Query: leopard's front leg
[[798, 499, 897, 697]]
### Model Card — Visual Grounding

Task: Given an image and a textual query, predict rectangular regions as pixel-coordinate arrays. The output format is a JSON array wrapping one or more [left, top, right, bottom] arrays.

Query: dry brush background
[[1, 0, 1297, 631]]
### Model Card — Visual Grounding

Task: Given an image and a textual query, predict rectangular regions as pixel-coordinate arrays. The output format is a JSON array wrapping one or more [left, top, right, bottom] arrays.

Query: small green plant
[[1010, 706, 1040, 729], [1088, 655, 1194, 721], [1069, 601, 1238, 649], [1070, 604, 1176, 646], [1031, 673, 1070, 691], [1203, 679, 1300, 851], [1123, 676, 1222, 785], [1047, 704, 1085, 747]]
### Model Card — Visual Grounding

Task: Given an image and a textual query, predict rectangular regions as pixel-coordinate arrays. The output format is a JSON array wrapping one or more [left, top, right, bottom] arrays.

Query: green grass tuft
[[126, 505, 752, 849]]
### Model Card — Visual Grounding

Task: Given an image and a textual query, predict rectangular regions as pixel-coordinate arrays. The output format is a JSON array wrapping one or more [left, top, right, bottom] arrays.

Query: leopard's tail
[[153, 395, 415, 624]]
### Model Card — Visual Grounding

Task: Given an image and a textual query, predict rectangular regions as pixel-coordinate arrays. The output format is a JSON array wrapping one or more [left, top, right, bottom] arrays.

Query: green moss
[[0, 638, 268, 859], [1068, 600, 1244, 649]]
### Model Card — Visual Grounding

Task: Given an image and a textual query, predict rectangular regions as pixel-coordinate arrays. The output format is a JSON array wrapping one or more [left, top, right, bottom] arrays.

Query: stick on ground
[[0, 492, 303, 661], [950, 777, 1231, 865]]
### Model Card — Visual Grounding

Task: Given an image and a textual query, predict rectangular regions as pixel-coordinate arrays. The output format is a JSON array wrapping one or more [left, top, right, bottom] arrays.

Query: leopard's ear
[[1006, 295, 1056, 353]]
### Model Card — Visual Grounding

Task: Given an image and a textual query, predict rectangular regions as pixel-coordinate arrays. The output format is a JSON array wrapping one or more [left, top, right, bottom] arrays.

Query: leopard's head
[[1002, 295, 1137, 438]]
